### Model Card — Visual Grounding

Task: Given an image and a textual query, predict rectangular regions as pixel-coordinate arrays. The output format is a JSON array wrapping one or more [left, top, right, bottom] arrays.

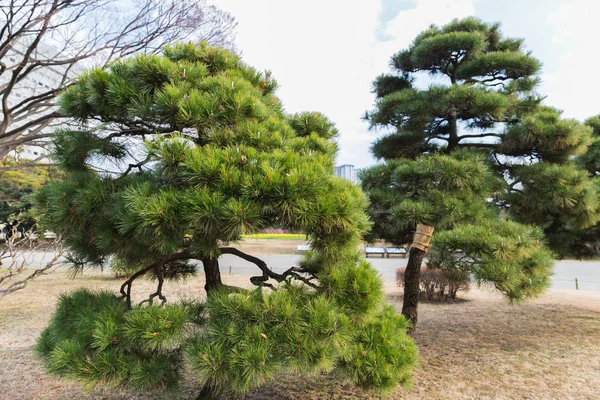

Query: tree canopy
[[365, 17, 597, 255], [361, 18, 571, 326], [0, 158, 62, 230], [36, 42, 417, 397], [361, 152, 553, 307]]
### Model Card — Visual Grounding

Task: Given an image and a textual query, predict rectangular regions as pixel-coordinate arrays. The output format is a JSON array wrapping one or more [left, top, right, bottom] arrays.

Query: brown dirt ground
[[1, 271, 600, 400]]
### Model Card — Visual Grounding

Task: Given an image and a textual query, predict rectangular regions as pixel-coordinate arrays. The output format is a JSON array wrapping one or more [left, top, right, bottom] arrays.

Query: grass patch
[[242, 233, 306, 240]]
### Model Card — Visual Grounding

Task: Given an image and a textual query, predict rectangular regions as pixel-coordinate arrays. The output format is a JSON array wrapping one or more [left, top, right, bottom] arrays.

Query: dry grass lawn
[[1, 271, 599, 400]]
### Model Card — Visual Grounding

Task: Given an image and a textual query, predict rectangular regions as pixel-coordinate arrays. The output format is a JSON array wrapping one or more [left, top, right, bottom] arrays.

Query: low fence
[[553, 278, 600, 290]]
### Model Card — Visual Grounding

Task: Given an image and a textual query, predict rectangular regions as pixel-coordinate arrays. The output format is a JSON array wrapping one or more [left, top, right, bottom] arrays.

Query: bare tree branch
[[0, 228, 65, 300], [0, 0, 237, 165]]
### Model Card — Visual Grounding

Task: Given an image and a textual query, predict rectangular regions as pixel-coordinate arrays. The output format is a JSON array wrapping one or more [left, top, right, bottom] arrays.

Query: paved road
[[12, 251, 600, 292], [218, 255, 600, 292]]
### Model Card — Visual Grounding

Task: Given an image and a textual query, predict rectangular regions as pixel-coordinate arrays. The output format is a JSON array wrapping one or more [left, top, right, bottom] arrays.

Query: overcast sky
[[217, 0, 598, 168]]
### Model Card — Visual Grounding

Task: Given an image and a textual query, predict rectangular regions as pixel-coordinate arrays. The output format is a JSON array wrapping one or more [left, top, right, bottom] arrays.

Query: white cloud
[[545, 0, 600, 120], [384, 0, 475, 44]]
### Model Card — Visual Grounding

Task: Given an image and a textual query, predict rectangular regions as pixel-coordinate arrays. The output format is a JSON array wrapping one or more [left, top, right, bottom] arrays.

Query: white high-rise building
[[335, 164, 359, 184], [1, 36, 80, 162]]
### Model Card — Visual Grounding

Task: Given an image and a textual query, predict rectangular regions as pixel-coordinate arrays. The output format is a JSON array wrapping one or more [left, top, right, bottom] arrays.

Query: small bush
[[36, 288, 205, 391], [396, 265, 470, 301], [187, 283, 418, 396]]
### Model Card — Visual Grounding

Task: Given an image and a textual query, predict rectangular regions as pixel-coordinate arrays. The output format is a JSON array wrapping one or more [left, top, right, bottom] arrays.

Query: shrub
[[396, 265, 470, 301], [39, 262, 420, 396], [36, 288, 204, 391], [187, 261, 418, 396]]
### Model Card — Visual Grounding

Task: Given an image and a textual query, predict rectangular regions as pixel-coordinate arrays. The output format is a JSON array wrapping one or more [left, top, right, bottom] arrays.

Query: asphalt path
[[217, 255, 600, 292], [10, 251, 600, 292]]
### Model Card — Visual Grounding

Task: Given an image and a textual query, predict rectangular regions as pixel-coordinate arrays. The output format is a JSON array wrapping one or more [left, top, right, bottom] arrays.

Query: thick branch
[[458, 142, 499, 149], [219, 247, 318, 289], [458, 133, 503, 140], [118, 250, 190, 309]]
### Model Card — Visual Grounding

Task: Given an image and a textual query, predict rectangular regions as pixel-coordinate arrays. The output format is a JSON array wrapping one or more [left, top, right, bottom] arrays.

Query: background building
[[0, 37, 80, 162], [335, 164, 360, 185]]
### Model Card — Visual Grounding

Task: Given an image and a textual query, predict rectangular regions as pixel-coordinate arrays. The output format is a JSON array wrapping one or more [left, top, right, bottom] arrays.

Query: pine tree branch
[[219, 247, 318, 289], [458, 142, 499, 149], [118, 250, 191, 309], [458, 133, 502, 140], [139, 264, 167, 306]]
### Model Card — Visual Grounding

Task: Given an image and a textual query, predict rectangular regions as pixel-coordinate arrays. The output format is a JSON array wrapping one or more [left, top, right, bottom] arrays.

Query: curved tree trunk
[[201, 257, 223, 293], [401, 224, 434, 333], [401, 247, 426, 331]]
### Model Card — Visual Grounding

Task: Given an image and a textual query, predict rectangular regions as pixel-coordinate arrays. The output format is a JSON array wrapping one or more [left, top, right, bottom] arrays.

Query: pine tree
[[361, 152, 553, 326], [366, 17, 598, 252], [36, 43, 418, 398], [361, 18, 575, 327], [562, 116, 600, 258]]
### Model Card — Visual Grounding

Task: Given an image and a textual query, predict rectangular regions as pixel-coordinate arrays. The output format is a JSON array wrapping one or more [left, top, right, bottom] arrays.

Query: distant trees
[[360, 18, 586, 326], [0, 157, 64, 300], [0, 0, 236, 165], [0, 157, 61, 225], [36, 43, 418, 398]]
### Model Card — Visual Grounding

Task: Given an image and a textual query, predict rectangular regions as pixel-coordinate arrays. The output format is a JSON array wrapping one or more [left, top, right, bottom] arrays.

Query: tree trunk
[[401, 224, 434, 333], [196, 382, 221, 400], [197, 259, 224, 399], [401, 246, 426, 331], [201, 257, 223, 292], [448, 116, 459, 150]]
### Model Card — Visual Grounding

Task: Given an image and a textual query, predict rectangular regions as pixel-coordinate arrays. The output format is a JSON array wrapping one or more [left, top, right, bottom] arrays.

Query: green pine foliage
[[429, 220, 553, 302], [364, 17, 598, 255], [341, 305, 416, 390], [507, 163, 599, 231], [37, 42, 417, 397], [361, 152, 495, 245], [564, 117, 600, 258], [38, 41, 368, 267], [188, 262, 415, 397], [577, 115, 600, 175], [187, 287, 352, 394], [36, 288, 201, 391], [360, 151, 551, 300]]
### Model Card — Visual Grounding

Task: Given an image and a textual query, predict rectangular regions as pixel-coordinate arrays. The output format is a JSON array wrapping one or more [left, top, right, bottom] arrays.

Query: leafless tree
[[0, 0, 235, 298], [0, 0, 236, 166], [0, 225, 65, 300]]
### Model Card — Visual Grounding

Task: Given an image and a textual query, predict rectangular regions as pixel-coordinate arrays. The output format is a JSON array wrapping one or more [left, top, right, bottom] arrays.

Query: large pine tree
[[361, 18, 587, 327], [36, 43, 417, 398]]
